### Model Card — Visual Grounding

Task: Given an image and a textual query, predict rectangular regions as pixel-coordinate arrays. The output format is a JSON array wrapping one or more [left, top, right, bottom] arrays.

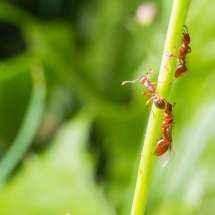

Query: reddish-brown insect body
[[165, 102, 172, 114], [121, 69, 167, 110], [141, 70, 166, 110], [161, 126, 172, 140], [182, 26, 190, 45], [180, 26, 191, 59], [175, 63, 187, 78], [179, 45, 191, 64], [152, 94, 166, 109], [154, 138, 171, 156], [155, 101, 174, 157], [175, 25, 191, 78], [145, 80, 156, 93], [139, 76, 147, 85], [139, 70, 156, 93], [161, 102, 173, 134], [122, 69, 156, 93], [163, 115, 173, 125]]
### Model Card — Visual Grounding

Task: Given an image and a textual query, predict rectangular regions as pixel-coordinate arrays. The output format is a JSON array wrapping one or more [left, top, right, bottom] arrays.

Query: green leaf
[[0, 65, 46, 184], [0, 113, 114, 215]]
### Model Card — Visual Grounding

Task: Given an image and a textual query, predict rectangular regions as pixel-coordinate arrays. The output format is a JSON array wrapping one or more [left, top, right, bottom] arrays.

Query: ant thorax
[[139, 75, 148, 84], [144, 80, 156, 93]]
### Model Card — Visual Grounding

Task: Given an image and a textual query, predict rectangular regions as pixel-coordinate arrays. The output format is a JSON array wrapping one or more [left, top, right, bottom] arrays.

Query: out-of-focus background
[[0, 0, 214, 214]]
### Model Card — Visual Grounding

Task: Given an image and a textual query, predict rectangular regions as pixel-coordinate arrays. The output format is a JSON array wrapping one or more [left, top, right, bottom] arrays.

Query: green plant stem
[[131, 0, 191, 214], [0, 65, 46, 186]]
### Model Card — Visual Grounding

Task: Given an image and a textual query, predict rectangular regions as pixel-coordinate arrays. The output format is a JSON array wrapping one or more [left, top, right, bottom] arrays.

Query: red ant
[[154, 102, 174, 156], [175, 25, 191, 78], [121, 69, 166, 109], [161, 102, 173, 138], [122, 69, 156, 92]]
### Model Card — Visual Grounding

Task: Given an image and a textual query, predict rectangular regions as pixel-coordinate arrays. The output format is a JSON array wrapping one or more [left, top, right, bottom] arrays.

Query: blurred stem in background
[[131, 0, 191, 214], [0, 65, 46, 186]]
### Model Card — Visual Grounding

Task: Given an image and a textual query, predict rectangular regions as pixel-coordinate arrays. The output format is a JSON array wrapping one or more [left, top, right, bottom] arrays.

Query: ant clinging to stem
[[122, 68, 175, 160], [121, 25, 191, 161], [154, 25, 191, 156], [175, 25, 191, 78], [154, 101, 174, 157]]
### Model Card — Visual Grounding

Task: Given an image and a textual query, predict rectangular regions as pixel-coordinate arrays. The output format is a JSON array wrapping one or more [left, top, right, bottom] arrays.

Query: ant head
[[139, 75, 147, 84], [183, 25, 190, 43], [154, 96, 166, 109], [175, 63, 187, 78], [183, 33, 190, 44], [172, 102, 176, 107]]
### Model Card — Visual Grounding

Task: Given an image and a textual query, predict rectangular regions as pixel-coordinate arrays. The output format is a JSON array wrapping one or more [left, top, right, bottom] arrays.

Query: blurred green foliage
[[0, 0, 214, 214]]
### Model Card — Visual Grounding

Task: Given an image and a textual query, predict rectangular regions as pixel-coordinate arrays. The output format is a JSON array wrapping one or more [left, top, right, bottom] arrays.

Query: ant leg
[[146, 97, 157, 115], [151, 108, 155, 116], [142, 92, 156, 114], [179, 58, 185, 64], [142, 91, 152, 98], [146, 96, 153, 106], [188, 46, 191, 53], [147, 81, 157, 87], [164, 52, 177, 70], [142, 94, 153, 113], [172, 102, 176, 108], [170, 144, 175, 156], [150, 81, 157, 85], [168, 52, 177, 58], [165, 52, 177, 60], [183, 25, 189, 33]]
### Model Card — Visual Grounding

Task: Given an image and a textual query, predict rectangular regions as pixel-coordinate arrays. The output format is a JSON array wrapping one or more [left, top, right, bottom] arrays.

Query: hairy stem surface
[[131, 0, 191, 214]]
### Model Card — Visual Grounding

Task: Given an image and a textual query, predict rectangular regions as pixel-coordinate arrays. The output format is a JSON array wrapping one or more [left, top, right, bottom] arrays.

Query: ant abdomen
[[175, 63, 187, 78], [154, 138, 171, 156]]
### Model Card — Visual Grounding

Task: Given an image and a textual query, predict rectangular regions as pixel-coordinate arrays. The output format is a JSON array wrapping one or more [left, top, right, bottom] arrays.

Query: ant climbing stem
[[121, 69, 175, 162], [122, 69, 167, 110], [175, 25, 191, 78], [121, 68, 155, 89], [154, 101, 174, 157]]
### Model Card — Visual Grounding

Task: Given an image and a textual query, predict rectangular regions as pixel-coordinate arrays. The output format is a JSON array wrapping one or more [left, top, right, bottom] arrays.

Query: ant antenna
[[183, 25, 189, 33], [121, 78, 139, 86]]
